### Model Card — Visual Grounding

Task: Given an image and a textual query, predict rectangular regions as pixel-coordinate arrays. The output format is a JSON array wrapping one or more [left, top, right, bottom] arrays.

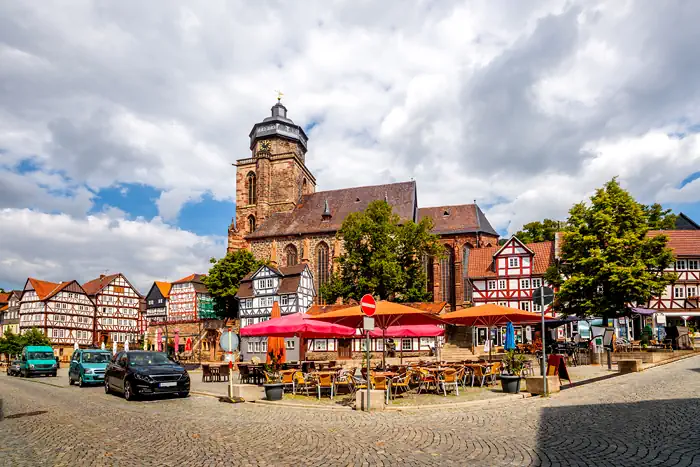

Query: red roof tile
[[647, 230, 700, 257], [0, 293, 10, 304], [467, 241, 555, 278], [82, 274, 120, 296], [172, 273, 206, 284], [26, 278, 60, 300]]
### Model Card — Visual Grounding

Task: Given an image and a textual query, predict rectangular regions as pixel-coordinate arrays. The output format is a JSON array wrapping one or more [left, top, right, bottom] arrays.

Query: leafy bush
[[502, 350, 527, 376]]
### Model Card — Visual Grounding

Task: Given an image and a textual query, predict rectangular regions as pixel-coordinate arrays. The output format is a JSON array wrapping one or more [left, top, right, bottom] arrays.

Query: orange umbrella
[[441, 303, 552, 327], [266, 302, 286, 364]]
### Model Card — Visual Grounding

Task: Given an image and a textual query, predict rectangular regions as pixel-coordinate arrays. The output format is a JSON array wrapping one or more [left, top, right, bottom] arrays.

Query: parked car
[[105, 351, 190, 401], [19, 345, 58, 377], [7, 359, 21, 376], [69, 349, 112, 387]]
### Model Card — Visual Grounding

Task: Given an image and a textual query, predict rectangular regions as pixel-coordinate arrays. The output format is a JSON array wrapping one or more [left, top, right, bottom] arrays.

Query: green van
[[20, 345, 58, 377]]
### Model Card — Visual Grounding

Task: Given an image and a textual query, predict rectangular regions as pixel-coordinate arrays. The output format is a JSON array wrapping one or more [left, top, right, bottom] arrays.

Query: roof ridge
[[418, 203, 478, 210], [307, 180, 415, 196]]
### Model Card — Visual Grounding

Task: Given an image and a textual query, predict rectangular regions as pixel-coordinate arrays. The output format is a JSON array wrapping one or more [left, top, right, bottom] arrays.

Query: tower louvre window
[[316, 242, 330, 301], [248, 215, 256, 233], [247, 172, 257, 205]]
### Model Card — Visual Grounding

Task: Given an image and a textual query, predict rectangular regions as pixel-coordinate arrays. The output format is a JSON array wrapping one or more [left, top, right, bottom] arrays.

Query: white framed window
[[533, 302, 542, 312], [498, 301, 508, 307], [519, 301, 530, 312], [402, 339, 412, 351], [281, 295, 288, 306], [253, 341, 261, 353], [261, 341, 267, 353], [285, 340, 295, 350], [499, 280, 507, 290], [687, 287, 697, 298], [676, 260, 687, 270], [532, 278, 542, 289], [314, 340, 327, 351], [520, 279, 530, 289], [487, 281, 496, 290], [247, 341, 254, 353], [689, 260, 699, 270], [674, 287, 684, 299], [509, 257, 519, 267], [148, 300, 153, 305]]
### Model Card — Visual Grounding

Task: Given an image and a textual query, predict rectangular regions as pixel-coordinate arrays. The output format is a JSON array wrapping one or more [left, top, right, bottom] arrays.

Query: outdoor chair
[[281, 370, 296, 393], [372, 375, 390, 404], [389, 373, 411, 400], [317, 373, 334, 400], [238, 364, 251, 384], [454, 366, 467, 389], [351, 374, 369, 392], [417, 369, 437, 394], [334, 370, 354, 396], [201, 364, 213, 383], [471, 365, 488, 387], [292, 371, 315, 396], [219, 364, 230, 382], [521, 360, 535, 377], [439, 368, 459, 396]]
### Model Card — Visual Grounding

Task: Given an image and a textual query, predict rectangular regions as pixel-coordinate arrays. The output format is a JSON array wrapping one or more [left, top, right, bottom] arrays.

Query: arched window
[[284, 244, 298, 266], [423, 254, 434, 297], [247, 172, 257, 205], [316, 242, 330, 290], [463, 245, 472, 303], [248, 215, 256, 233], [440, 246, 455, 306]]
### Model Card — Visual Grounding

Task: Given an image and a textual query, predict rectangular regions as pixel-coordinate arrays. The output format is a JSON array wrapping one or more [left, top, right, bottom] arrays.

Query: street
[[1, 356, 699, 466]]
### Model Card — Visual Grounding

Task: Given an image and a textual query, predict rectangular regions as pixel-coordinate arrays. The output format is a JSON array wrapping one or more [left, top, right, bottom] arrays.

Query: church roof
[[467, 240, 555, 278], [418, 204, 498, 237], [247, 181, 418, 239]]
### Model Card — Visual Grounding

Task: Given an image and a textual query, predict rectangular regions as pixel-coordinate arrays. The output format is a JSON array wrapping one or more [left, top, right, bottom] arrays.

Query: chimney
[[99, 274, 105, 280]]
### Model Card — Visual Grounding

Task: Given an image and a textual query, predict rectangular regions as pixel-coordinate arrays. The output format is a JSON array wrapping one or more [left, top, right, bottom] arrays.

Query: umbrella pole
[[489, 326, 492, 362], [382, 328, 386, 370]]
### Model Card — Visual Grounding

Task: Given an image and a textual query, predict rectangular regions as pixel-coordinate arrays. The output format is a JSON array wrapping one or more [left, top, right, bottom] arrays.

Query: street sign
[[219, 330, 239, 352], [533, 286, 554, 306], [360, 294, 377, 316], [363, 316, 375, 331]]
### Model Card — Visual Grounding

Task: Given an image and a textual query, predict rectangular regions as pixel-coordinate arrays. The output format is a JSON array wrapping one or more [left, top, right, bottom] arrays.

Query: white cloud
[[0, 209, 222, 292]]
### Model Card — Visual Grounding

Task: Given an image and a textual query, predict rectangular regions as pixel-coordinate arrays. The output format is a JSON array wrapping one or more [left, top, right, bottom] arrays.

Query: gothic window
[[284, 244, 298, 266], [247, 172, 257, 205], [302, 178, 308, 194], [423, 255, 434, 297], [440, 246, 455, 305], [316, 242, 330, 293], [248, 215, 256, 233], [462, 246, 472, 302]]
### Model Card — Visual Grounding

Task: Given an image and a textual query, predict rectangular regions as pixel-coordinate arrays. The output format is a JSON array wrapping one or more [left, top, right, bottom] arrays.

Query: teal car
[[69, 349, 112, 387], [19, 345, 58, 377]]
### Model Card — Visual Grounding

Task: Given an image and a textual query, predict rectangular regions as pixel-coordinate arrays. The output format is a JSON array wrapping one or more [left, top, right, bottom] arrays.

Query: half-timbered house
[[466, 237, 556, 347], [168, 274, 212, 323], [144, 281, 171, 323], [646, 230, 700, 326], [83, 274, 142, 347], [19, 278, 95, 359], [0, 291, 20, 338], [236, 263, 315, 361]]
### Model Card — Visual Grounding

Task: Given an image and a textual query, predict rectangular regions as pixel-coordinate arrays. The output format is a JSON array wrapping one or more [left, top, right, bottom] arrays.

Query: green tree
[[643, 203, 677, 229], [0, 330, 25, 359], [22, 327, 52, 346], [0, 287, 6, 293], [320, 200, 443, 303], [513, 219, 566, 244], [552, 178, 676, 322], [203, 250, 266, 321]]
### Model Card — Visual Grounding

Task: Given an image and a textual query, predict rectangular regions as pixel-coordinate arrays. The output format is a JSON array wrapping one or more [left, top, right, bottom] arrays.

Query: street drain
[[5, 410, 48, 419]]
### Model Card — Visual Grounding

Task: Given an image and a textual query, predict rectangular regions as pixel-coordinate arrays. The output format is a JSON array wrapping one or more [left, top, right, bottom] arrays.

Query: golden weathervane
[[275, 89, 284, 102]]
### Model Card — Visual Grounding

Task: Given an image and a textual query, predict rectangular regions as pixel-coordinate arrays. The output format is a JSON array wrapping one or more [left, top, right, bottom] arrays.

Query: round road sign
[[360, 294, 377, 317]]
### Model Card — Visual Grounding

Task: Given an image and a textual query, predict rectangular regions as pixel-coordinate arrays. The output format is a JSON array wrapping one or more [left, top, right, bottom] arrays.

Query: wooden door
[[337, 339, 351, 359]]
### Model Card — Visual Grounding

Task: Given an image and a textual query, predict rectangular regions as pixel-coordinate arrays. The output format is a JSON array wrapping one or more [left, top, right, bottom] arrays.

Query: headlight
[[29, 364, 35, 369], [85, 368, 95, 374], [53, 363, 58, 368], [134, 373, 152, 382]]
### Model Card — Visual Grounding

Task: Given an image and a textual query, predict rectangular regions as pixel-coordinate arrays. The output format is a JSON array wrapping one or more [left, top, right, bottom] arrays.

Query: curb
[[253, 399, 353, 411], [384, 392, 531, 412]]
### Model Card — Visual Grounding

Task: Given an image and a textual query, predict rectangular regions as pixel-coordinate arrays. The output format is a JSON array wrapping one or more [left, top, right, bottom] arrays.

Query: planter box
[[525, 376, 560, 395], [617, 359, 642, 373], [499, 375, 522, 394], [355, 389, 386, 411], [230, 384, 266, 401]]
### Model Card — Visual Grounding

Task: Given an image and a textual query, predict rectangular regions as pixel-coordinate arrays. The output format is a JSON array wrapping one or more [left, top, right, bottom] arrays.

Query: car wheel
[[104, 379, 111, 394], [69, 376, 74, 385], [52, 371, 57, 377], [78, 375, 84, 387], [124, 380, 136, 401], [178, 391, 190, 398]]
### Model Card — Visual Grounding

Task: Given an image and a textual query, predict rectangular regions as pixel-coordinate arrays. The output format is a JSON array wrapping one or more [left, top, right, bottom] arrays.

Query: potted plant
[[262, 348, 285, 401], [499, 350, 526, 394]]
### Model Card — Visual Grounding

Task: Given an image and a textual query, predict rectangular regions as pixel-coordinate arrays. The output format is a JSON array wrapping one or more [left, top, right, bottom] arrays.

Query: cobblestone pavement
[[1, 356, 699, 466]]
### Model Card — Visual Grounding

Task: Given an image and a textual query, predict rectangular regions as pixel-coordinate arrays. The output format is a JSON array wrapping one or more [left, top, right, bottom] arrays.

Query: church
[[227, 99, 500, 311]]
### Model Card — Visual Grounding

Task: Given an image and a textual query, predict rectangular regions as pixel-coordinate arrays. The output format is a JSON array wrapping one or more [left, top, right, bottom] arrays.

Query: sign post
[[360, 294, 376, 411], [533, 286, 554, 395], [220, 329, 239, 399]]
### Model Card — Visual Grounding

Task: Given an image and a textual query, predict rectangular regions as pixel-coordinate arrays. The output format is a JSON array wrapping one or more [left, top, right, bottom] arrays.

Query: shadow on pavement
[[536, 398, 700, 466]]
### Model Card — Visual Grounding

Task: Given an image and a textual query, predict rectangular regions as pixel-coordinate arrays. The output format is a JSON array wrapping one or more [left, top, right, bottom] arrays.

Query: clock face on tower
[[259, 140, 271, 152]]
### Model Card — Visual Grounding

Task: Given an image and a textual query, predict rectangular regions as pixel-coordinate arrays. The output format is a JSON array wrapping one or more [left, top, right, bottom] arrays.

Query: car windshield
[[128, 352, 173, 367], [82, 352, 111, 363], [28, 352, 54, 360]]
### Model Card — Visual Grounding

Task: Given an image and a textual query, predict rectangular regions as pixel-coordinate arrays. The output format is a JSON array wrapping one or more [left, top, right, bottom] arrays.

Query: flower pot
[[263, 383, 284, 401], [499, 374, 521, 394]]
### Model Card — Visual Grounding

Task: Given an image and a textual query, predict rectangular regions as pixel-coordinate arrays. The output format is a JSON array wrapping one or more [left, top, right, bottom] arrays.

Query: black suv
[[105, 351, 190, 401]]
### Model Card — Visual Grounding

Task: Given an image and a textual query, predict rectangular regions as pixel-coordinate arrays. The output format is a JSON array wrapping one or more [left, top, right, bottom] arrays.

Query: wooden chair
[[317, 373, 334, 399], [201, 364, 213, 382], [439, 368, 459, 396], [281, 370, 296, 393]]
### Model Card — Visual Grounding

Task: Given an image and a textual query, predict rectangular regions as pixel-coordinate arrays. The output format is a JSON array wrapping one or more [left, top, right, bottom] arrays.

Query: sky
[[1, 1, 700, 292]]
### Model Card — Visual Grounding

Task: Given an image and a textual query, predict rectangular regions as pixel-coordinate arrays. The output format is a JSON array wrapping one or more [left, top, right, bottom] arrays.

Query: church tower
[[228, 98, 316, 253]]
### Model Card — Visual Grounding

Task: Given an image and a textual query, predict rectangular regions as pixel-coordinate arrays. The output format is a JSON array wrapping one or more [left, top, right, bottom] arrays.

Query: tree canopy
[[513, 219, 566, 244], [550, 178, 676, 320], [320, 200, 443, 303], [202, 250, 266, 320], [0, 328, 52, 359]]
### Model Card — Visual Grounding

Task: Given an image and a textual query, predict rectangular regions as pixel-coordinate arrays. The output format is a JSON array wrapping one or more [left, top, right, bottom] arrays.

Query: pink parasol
[[369, 324, 444, 338], [156, 328, 162, 352], [240, 312, 356, 338], [174, 329, 180, 353]]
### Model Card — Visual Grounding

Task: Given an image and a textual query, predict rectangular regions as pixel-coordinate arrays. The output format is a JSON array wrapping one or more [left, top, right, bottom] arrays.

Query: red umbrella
[[240, 312, 357, 338], [368, 324, 444, 338]]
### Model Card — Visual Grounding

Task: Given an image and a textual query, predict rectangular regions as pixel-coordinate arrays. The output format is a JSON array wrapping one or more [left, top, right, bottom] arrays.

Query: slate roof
[[675, 213, 700, 230], [648, 230, 700, 257], [236, 264, 309, 299], [418, 204, 499, 237], [247, 181, 417, 239], [467, 241, 555, 278]]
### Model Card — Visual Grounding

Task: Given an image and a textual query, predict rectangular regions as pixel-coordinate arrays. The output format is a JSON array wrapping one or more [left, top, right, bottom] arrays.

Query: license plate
[[160, 382, 177, 387]]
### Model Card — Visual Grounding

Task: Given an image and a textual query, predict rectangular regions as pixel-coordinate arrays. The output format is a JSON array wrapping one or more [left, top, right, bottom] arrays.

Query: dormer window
[[443, 210, 449, 216]]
